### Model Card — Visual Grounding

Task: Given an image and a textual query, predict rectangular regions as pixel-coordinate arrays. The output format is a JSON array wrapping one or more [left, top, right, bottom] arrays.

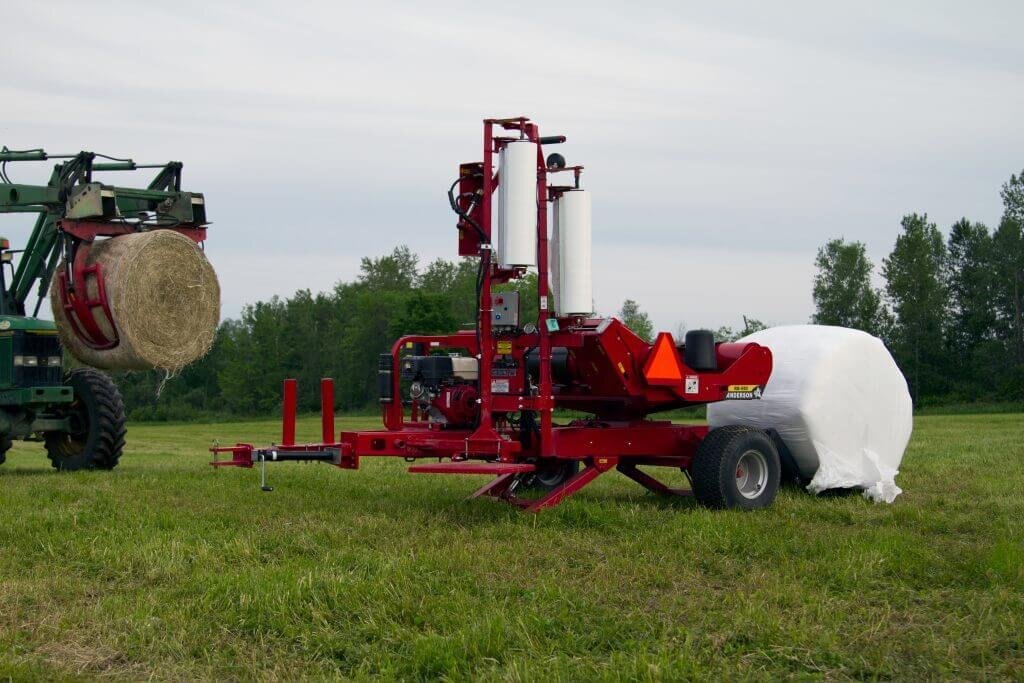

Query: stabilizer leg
[[468, 473, 518, 500], [617, 463, 693, 497]]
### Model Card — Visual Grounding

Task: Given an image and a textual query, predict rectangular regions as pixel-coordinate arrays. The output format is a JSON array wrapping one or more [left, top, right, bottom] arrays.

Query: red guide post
[[282, 379, 297, 446], [321, 378, 335, 443]]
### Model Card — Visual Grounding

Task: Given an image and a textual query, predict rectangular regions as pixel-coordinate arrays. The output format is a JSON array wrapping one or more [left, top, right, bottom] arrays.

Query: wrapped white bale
[[51, 230, 220, 372], [707, 325, 912, 503]]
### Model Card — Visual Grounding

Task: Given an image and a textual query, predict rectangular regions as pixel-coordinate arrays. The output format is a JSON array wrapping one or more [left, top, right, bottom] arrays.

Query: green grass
[[1, 414, 1022, 680]]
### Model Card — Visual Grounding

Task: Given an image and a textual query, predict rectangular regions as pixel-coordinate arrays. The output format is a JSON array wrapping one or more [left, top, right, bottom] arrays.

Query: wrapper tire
[[45, 368, 126, 471], [691, 426, 780, 510], [517, 459, 580, 492]]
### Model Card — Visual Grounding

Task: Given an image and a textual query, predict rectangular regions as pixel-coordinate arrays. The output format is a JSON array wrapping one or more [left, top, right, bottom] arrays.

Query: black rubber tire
[[0, 436, 10, 466], [690, 425, 780, 510], [45, 368, 126, 471], [766, 429, 809, 488], [516, 459, 580, 492]]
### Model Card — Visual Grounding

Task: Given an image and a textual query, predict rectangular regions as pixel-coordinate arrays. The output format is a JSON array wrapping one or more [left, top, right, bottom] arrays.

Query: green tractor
[[0, 148, 207, 470]]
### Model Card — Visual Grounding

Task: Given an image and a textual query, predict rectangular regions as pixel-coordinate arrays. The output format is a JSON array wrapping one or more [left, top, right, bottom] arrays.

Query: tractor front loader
[[0, 148, 208, 469]]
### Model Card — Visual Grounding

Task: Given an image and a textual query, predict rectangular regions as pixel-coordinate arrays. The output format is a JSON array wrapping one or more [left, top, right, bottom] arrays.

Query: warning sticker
[[725, 385, 764, 400], [496, 341, 513, 355], [685, 375, 699, 394], [491, 379, 510, 393]]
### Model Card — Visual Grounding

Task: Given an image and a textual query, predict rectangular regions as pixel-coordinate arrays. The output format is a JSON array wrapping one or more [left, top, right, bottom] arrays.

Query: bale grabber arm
[[0, 148, 208, 348]]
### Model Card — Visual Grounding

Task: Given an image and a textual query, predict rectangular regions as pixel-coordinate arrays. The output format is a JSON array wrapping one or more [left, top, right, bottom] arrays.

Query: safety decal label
[[685, 375, 699, 394], [496, 341, 513, 355], [725, 385, 764, 400], [491, 379, 510, 393]]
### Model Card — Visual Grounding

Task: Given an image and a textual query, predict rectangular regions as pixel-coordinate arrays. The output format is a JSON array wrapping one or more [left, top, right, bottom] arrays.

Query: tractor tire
[[0, 436, 10, 466], [516, 459, 580, 493], [690, 425, 780, 510], [45, 368, 126, 472]]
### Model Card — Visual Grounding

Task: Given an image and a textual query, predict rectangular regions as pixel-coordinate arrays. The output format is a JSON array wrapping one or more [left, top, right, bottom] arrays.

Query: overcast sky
[[2, 1, 1022, 333]]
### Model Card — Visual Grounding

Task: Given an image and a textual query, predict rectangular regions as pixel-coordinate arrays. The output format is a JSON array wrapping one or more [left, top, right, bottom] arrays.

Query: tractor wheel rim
[[536, 468, 566, 486], [736, 449, 768, 499]]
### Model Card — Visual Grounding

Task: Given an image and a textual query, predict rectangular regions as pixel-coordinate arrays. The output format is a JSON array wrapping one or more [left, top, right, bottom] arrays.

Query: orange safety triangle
[[643, 332, 684, 384]]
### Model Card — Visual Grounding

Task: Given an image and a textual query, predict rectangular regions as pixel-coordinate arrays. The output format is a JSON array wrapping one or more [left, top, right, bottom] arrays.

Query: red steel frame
[[212, 117, 772, 511]]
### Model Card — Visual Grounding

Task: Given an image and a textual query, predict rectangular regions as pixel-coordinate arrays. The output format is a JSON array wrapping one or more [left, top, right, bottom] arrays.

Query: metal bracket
[[258, 452, 273, 492], [56, 241, 119, 350]]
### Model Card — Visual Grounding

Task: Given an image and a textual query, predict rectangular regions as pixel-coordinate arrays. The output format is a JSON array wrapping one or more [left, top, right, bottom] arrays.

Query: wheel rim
[[735, 449, 768, 499], [49, 399, 89, 459], [64, 401, 89, 452], [535, 466, 568, 487]]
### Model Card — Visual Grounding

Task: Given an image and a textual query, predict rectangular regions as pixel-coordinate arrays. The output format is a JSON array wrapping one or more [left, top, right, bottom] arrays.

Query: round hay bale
[[50, 230, 220, 371]]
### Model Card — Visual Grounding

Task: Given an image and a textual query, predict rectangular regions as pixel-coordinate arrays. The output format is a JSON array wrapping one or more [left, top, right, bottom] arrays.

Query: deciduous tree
[[882, 214, 949, 402], [618, 299, 654, 341], [812, 238, 885, 335]]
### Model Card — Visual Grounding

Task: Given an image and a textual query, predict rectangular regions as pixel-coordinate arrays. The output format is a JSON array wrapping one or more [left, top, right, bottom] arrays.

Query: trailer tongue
[[212, 117, 780, 511]]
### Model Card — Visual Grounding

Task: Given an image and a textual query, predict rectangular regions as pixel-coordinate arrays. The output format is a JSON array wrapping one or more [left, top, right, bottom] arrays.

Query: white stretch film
[[707, 325, 913, 503], [554, 190, 593, 316], [497, 141, 537, 268], [551, 199, 560, 310]]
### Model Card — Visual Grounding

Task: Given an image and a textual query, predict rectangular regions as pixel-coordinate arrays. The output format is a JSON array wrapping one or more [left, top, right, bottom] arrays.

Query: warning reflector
[[643, 332, 684, 385]]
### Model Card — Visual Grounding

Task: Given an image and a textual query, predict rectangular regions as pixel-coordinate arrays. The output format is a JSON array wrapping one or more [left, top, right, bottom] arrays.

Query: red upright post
[[321, 378, 336, 443], [531, 123, 554, 458], [282, 378, 297, 446], [476, 120, 495, 436]]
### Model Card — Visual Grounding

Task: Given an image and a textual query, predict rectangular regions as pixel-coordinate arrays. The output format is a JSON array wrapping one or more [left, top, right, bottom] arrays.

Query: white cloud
[[1, 0, 1021, 330], [592, 243, 815, 333]]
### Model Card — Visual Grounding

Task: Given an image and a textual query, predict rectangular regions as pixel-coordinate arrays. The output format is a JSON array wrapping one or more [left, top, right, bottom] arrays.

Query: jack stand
[[258, 453, 273, 492]]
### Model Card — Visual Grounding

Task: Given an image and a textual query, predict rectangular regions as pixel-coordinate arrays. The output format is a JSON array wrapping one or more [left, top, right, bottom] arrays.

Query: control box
[[490, 291, 519, 327]]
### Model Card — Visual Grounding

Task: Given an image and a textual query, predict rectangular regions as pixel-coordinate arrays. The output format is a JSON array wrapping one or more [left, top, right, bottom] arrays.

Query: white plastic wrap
[[497, 140, 537, 268], [553, 189, 593, 316], [707, 325, 912, 503], [551, 199, 560, 311]]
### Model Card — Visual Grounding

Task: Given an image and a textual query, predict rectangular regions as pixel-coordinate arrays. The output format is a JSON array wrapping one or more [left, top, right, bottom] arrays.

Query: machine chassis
[[212, 117, 776, 511]]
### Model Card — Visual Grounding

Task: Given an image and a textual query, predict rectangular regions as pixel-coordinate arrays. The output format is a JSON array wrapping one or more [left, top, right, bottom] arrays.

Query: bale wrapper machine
[[0, 148, 208, 469], [212, 117, 782, 511]]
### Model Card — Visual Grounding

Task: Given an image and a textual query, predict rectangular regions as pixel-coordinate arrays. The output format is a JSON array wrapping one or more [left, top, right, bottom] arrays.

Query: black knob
[[546, 153, 566, 170]]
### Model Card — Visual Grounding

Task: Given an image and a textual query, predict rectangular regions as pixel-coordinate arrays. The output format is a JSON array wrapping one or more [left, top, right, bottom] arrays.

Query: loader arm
[[0, 150, 196, 317]]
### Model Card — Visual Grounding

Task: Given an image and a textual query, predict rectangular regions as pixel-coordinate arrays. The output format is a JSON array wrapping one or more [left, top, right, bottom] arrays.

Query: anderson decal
[[725, 384, 764, 400]]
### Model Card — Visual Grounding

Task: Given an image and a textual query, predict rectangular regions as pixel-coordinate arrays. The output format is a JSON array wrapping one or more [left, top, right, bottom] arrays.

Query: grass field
[[1, 413, 1022, 680]]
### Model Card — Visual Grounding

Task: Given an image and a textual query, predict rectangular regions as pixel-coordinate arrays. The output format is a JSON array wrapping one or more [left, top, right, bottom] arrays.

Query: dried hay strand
[[50, 230, 220, 371]]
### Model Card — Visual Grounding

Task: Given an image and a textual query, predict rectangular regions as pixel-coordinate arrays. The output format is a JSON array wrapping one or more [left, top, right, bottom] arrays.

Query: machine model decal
[[725, 384, 764, 400]]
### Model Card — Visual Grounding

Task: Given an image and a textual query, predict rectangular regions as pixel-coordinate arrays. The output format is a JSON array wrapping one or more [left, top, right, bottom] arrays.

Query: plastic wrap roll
[[497, 140, 537, 268], [554, 189, 593, 316], [551, 198, 561, 309], [707, 325, 912, 503]]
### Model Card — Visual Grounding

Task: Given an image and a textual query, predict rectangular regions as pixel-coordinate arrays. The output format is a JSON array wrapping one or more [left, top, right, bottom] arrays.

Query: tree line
[[810, 171, 1023, 404], [114, 169, 1024, 418], [117, 251, 540, 420]]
